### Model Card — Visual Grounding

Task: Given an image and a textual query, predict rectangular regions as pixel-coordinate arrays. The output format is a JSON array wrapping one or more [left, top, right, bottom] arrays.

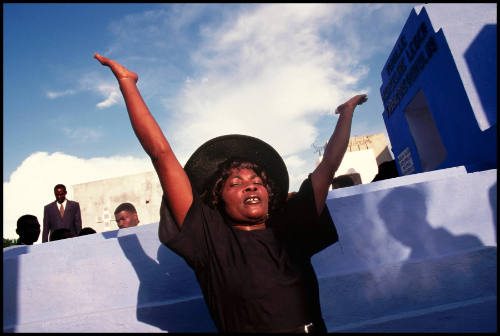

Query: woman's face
[[221, 168, 269, 224]]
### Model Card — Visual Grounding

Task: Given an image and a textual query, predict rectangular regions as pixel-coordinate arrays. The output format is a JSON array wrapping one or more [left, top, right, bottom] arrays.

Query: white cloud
[[73, 71, 122, 109], [46, 89, 77, 99], [98, 3, 399, 191], [45, 71, 123, 109], [95, 83, 122, 109], [3, 152, 154, 242], [4, 4, 414, 243], [62, 127, 104, 143], [284, 154, 314, 191], [167, 4, 369, 189]]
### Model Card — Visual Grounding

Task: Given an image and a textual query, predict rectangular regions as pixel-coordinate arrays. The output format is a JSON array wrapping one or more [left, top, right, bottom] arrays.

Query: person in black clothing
[[16, 215, 41, 245], [372, 160, 399, 182], [49, 228, 74, 241], [95, 53, 367, 332], [78, 227, 97, 236]]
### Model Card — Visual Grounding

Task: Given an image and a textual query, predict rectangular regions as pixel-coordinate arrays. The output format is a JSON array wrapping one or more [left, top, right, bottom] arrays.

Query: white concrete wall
[[334, 149, 379, 184], [72, 171, 163, 232], [322, 133, 393, 185], [3, 167, 496, 332]]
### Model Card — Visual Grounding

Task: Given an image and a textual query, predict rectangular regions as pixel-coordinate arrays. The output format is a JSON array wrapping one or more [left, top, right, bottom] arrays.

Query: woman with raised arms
[[95, 53, 367, 333]]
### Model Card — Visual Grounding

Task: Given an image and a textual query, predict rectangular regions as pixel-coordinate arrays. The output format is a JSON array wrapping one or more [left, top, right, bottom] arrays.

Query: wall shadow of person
[[116, 232, 217, 332], [364, 186, 495, 332], [3, 251, 21, 332], [464, 23, 497, 126], [378, 186, 483, 261], [488, 182, 497, 243]]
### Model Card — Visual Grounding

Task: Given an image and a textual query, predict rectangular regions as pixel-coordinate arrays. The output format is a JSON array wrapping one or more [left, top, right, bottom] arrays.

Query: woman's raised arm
[[311, 94, 367, 214], [94, 53, 192, 232]]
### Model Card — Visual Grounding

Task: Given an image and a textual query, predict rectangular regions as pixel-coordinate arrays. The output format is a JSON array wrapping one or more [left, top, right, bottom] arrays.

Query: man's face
[[221, 168, 269, 224], [54, 187, 67, 204], [115, 210, 139, 229]]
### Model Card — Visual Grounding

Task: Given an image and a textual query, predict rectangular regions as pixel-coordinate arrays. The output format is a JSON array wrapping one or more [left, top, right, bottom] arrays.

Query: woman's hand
[[94, 53, 138, 84], [94, 52, 193, 231], [335, 94, 367, 114], [311, 93, 368, 214]]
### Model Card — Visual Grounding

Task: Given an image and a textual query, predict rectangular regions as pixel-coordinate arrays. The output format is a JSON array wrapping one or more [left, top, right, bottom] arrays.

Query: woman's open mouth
[[244, 196, 261, 205]]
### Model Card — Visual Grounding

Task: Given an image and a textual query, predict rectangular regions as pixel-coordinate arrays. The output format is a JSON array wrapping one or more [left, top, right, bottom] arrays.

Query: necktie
[[60, 203, 64, 217]]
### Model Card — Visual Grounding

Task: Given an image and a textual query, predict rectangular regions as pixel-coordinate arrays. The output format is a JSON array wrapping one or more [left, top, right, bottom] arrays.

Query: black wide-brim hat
[[184, 134, 289, 205]]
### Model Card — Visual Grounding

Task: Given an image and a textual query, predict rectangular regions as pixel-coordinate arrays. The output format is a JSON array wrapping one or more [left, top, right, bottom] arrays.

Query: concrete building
[[72, 171, 163, 232], [332, 133, 393, 185], [317, 133, 393, 188]]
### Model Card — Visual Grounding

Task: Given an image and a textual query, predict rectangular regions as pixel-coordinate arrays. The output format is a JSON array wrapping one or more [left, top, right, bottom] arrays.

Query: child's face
[[221, 168, 269, 224]]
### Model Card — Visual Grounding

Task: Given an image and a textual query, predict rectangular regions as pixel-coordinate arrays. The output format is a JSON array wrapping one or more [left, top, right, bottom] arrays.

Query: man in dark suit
[[42, 184, 82, 243]]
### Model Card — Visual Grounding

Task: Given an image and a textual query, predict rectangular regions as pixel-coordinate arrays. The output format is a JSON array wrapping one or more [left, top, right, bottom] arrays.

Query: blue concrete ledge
[[3, 168, 497, 332]]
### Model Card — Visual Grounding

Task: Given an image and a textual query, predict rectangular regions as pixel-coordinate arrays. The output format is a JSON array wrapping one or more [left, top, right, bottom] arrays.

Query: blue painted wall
[[380, 4, 497, 175], [3, 168, 497, 332]]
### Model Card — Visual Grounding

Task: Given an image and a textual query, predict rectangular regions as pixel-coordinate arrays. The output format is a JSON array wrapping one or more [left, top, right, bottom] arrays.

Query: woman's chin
[[246, 213, 267, 223]]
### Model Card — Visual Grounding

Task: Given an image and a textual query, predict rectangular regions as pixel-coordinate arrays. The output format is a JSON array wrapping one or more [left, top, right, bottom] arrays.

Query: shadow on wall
[[116, 233, 217, 332], [322, 245, 497, 332], [489, 182, 497, 243], [374, 186, 486, 304], [3, 250, 20, 332], [369, 187, 492, 330], [378, 187, 484, 260], [465, 24, 497, 126], [320, 186, 493, 331], [3, 242, 41, 331]]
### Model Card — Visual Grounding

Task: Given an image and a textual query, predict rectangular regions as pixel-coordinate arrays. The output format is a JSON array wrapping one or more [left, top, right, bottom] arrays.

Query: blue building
[[380, 4, 497, 175]]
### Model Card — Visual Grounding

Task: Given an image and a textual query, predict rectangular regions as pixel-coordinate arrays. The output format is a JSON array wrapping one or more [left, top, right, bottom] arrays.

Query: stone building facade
[[72, 171, 163, 232]]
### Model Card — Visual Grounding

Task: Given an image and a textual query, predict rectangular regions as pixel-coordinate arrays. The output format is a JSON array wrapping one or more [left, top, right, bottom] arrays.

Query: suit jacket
[[42, 200, 82, 242]]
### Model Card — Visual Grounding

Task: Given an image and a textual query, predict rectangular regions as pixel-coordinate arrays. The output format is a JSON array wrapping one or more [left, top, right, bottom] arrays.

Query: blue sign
[[382, 21, 438, 115]]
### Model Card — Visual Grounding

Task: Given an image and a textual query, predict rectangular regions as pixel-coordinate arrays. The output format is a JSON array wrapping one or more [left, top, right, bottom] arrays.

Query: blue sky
[[3, 3, 419, 240]]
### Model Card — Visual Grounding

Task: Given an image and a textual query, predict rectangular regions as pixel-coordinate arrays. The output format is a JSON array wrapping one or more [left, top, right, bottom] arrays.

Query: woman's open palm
[[94, 53, 138, 83]]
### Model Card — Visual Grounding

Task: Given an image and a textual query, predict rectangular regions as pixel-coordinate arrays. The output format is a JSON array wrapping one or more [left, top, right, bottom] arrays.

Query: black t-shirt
[[160, 176, 338, 332]]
